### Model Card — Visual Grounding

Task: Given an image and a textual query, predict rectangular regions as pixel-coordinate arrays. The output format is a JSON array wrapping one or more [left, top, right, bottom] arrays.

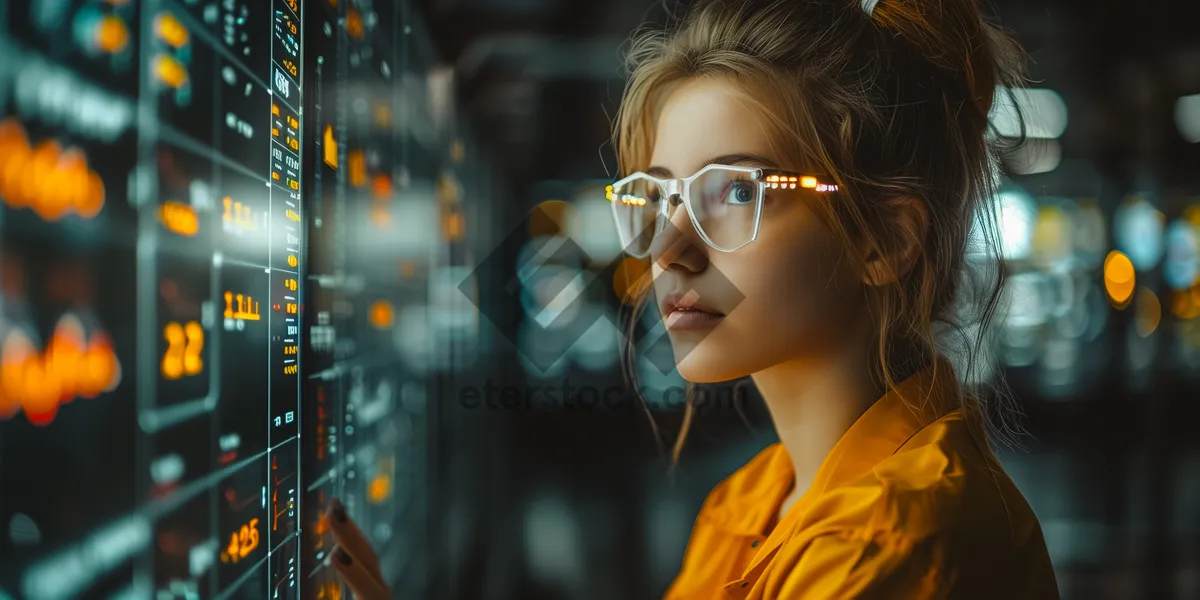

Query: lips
[[660, 291, 725, 331], [660, 291, 724, 317]]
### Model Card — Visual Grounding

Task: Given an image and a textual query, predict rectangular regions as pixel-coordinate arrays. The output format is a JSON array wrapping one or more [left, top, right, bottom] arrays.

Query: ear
[[862, 196, 930, 287]]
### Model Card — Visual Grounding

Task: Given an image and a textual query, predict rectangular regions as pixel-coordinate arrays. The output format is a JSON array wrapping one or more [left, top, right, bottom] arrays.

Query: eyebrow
[[645, 153, 780, 178]]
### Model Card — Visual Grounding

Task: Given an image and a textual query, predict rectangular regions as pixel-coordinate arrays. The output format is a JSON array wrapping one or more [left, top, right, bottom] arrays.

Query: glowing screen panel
[[0, 0, 421, 598]]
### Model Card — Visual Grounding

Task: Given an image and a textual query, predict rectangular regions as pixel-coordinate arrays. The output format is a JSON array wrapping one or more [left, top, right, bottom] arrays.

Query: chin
[[670, 334, 751, 384]]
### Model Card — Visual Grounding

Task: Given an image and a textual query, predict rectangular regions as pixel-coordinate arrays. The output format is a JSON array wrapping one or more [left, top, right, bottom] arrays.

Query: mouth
[[661, 292, 725, 331]]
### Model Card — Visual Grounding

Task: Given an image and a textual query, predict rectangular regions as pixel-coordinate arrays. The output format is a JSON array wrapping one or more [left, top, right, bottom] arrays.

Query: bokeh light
[[1032, 202, 1073, 268], [1171, 287, 1200, 320], [612, 256, 651, 305], [1174, 93, 1200, 143], [1134, 287, 1162, 338], [996, 188, 1038, 261], [529, 199, 572, 238], [1113, 195, 1165, 271], [568, 186, 623, 264], [991, 87, 1069, 139], [1104, 251, 1136, 308], [1071, 199, 1108, 269], [568, 312, 621, 373], [1164, 219, 1200, 291]]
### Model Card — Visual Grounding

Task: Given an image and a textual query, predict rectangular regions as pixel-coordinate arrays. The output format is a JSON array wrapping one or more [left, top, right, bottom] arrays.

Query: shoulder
[[800, 412, 991, 542], [758, 415, 1028, 597]]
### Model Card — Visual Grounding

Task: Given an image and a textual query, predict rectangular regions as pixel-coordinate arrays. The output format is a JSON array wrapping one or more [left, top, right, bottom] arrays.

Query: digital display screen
[[0, 0, 426, 598]]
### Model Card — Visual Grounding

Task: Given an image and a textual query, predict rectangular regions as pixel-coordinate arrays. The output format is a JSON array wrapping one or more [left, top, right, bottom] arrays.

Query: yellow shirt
[[664, 361, 1059, 600]]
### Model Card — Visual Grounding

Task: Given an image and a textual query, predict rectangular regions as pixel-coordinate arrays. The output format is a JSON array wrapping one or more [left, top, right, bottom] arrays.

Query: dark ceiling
[[411, 0, 1200, 203]]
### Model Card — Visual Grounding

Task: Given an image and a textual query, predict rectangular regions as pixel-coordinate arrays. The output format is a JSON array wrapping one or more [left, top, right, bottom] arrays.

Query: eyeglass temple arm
[[759, 169, 839, 192]]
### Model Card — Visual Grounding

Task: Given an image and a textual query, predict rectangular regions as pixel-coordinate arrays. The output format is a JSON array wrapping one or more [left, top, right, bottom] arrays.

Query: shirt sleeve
[[764, 528, 955, 600]]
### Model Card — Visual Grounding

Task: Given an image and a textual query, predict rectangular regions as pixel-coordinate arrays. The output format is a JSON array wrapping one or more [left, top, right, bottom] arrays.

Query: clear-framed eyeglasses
[[608, 164, 840, 258]]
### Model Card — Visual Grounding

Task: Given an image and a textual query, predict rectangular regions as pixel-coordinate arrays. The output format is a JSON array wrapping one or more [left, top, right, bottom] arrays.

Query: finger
[[325, 498, 383, 581], [331, 546, 390, 600]]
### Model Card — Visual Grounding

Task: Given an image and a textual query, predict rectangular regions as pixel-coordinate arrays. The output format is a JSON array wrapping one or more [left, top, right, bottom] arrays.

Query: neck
[[750, 333, 885, 503]]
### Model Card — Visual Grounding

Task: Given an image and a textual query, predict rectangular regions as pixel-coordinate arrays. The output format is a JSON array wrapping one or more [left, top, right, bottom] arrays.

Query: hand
[[325, 498, 391, 599]]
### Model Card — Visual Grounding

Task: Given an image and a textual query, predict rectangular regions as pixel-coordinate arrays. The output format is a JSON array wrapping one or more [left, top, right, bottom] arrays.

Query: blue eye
[[725, 182, 755, 206]]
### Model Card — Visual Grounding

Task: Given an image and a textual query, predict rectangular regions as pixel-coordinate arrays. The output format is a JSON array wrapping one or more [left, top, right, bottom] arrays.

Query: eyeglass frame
[[607, 163, 840, 257]]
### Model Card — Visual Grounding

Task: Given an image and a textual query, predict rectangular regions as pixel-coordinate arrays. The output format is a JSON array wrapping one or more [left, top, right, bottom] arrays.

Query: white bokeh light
[[1174, 93, 1200, 143], [1113, 196, 1165, 271], [568, 187, 623, 263], [1164, 219, 1200, 290], [991, 87, 1069, 139], [995, 189, 1038, 261]]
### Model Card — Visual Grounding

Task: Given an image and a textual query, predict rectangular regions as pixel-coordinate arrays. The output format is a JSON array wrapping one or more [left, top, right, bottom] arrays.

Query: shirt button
[[741, 581, 749, 588], [751, 540, 758, 548]]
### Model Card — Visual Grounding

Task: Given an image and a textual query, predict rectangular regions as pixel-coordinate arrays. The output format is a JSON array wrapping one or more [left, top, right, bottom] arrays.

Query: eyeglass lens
[[611, 167, 760, 254]]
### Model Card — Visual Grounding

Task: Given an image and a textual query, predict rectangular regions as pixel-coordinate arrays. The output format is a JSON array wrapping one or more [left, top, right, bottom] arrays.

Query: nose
[[650, 192, 707, 271]]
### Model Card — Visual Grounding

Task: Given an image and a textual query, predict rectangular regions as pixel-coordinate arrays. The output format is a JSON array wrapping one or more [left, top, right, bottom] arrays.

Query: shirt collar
[[698, 357, 962, 537], [804, 356, 962, 497]]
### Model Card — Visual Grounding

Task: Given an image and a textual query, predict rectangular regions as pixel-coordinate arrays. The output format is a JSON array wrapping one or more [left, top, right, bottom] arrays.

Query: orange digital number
[[161, 321, 203, 380], [225, 291, 262, 321], [283, 345, 298, 355], [183, 322, 203, 375], [286, 209, 300, 222], [223, 518, 260, 564], [222, 196, 257, 231], [283, 365, 298, 375], [285, 303, 298, 315], [284, 278, 298, 291], [287, 255, 298, 267]]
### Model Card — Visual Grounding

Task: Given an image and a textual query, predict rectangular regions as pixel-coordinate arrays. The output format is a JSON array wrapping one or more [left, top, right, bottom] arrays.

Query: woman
[[326, 0, 1060, 597]]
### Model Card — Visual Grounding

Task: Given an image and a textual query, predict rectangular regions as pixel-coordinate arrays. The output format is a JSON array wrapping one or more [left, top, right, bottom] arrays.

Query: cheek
[[719, 210, 862, 342]]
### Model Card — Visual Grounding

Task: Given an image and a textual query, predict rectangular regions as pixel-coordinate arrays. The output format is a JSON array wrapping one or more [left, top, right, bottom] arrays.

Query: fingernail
[[332, 502, 347, 524], [336, 548, 352, 565]]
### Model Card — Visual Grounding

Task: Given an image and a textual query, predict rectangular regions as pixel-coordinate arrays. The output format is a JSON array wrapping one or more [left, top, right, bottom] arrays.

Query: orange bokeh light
[[442, 211, 464, 241], [96, 16, 130, 53], [1171, 286, 1200, 320], [1103, 250, 1136, 308], [0, 120, 105, 222], [348, 150, 366, 188], [612, 256, 652, 304], [369, 205, 390, 227], [159, 201, 199, 236], [368, 301, 394, 330], [371, 174, 392, 200], [368, 473, 392, 503], [0, 314, 122, 426], [346, 9, 364, 39], [154, 12, 189, 48], [374, 105, 391, 128], [154, 54, 188, 89]]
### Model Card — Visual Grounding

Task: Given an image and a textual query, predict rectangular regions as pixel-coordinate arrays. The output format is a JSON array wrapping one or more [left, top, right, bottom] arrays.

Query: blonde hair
[[612, 0, 1030, 462]]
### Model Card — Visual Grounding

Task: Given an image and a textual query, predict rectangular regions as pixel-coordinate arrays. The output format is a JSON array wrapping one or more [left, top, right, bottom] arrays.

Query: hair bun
[[870, 0, 1024, 119]]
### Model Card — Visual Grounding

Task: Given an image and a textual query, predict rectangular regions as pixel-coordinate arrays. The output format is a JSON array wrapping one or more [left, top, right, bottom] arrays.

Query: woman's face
[[648, 77, 866, 383]]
